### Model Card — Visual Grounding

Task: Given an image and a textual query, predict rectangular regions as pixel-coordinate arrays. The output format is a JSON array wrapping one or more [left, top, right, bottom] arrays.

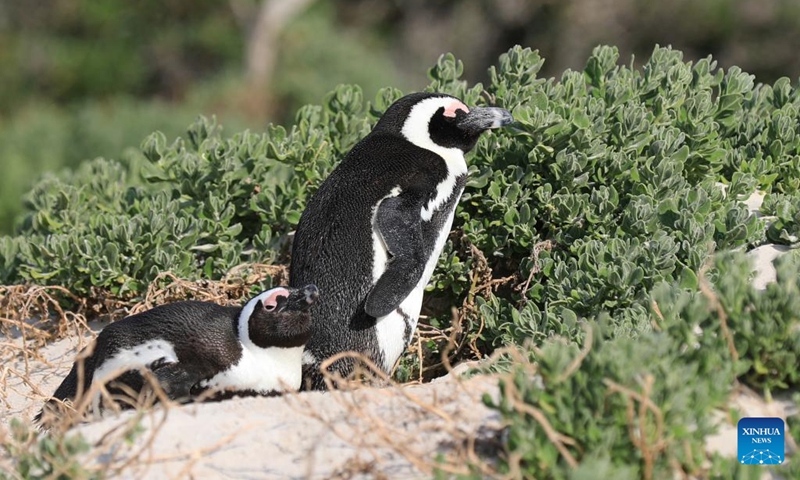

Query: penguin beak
[[456, 106, 514, 134]]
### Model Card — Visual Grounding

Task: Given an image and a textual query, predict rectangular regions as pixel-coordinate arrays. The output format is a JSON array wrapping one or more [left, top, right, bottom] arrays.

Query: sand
[[1, 326, 503, 478]]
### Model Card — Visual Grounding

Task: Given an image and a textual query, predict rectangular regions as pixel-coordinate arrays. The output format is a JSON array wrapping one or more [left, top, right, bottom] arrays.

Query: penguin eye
[[264, 303, 276, 312]]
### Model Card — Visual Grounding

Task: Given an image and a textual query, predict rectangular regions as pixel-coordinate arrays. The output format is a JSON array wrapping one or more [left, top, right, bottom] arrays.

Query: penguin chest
[[200, 345, 304, 394]]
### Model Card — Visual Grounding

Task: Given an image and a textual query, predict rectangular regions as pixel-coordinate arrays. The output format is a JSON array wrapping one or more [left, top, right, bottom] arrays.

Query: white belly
[[374, 206, 458, 372], [200, 345, 304, 394]]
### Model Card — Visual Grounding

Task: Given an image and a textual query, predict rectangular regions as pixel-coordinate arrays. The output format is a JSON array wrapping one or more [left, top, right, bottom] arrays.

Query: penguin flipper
[[365, 195, 426, 318]]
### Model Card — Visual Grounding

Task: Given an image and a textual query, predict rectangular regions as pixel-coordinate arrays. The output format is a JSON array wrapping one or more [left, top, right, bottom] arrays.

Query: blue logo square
[[738, 417, 784, 465]]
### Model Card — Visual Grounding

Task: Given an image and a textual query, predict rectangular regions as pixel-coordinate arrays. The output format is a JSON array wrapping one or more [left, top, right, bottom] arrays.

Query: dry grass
[[0, 262, 287, 340]]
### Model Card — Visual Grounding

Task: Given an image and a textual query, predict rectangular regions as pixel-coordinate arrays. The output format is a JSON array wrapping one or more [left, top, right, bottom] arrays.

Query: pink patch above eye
[[443, 101, 469, 118], [262, 287, 290, 309]]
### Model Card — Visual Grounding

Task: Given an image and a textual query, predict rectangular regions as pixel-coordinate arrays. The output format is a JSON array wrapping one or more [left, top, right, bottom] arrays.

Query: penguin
[[290, 92, 514, 389], [36, 284, 319, 425]]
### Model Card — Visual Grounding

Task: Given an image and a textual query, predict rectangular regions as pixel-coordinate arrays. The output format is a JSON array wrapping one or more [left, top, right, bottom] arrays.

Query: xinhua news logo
[[738, 417, 784, 465]]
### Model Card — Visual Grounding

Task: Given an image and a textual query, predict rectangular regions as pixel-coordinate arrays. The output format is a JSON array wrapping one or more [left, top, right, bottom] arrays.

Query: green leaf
[[678, 267, 698, 289]]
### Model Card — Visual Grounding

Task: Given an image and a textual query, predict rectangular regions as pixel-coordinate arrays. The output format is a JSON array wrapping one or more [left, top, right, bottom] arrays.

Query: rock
[[744, 190, 767, 217], [748, 244, 792, 290], [73, 375, 502, 479]]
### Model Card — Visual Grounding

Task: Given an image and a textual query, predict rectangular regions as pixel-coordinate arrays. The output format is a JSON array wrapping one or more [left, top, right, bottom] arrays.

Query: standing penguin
[[290, 92, 513, 389], [37, 284, 318, 425]]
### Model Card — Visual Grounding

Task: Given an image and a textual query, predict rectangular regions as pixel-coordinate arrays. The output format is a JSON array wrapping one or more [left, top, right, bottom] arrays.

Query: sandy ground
[[1, 328, 503, 479], [71, 373, 502, 479], [3, 331, 95, 421], [1, 188, 797, 478]]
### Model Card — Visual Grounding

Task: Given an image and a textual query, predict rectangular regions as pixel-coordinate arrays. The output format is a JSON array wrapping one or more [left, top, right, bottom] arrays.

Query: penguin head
[[241, 285, 319, 349], [373, 92, 514, 154]]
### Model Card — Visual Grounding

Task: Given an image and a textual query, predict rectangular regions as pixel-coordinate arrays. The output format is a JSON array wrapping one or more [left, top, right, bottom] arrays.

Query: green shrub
[[761, 192, 800, 246], [475, 252, 799, 478]]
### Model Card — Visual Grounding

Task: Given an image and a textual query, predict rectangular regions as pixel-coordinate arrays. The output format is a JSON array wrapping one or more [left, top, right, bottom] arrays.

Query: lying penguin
[[36, 284, 318, 425]]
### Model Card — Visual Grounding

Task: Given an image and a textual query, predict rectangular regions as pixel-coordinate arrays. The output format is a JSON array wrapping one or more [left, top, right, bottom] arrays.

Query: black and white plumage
[[290, 92, 514, 389], [36, 285, 318, 424]]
